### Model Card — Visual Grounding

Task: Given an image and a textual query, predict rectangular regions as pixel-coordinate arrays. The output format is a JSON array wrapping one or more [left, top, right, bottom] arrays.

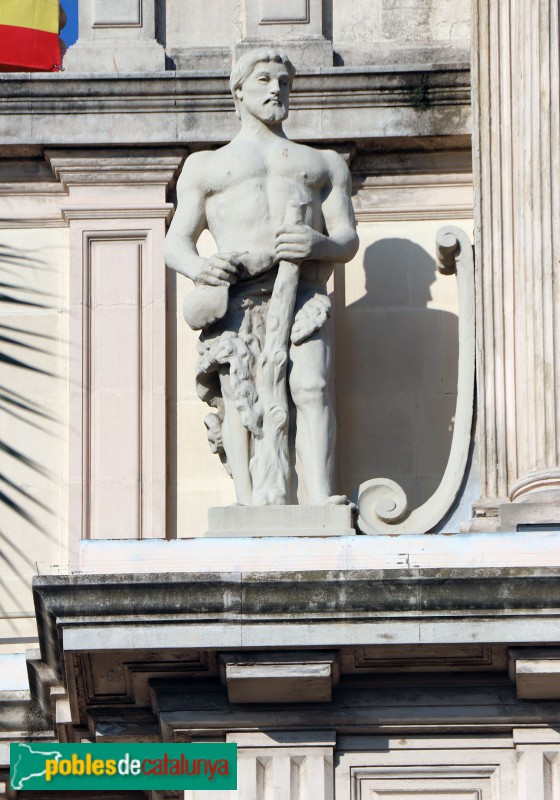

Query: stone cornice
[[28, 567, 560, 743], [33, 567, 560, 680], [0, 65, 471, 146]]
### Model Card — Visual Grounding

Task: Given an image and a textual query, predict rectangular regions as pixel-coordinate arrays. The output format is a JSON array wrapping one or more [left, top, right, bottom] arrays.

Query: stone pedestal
[[205, 505, 355, 537], [472, 0, 560, 525], [237, 0, 333, 67], [64, 0, 165, 72]]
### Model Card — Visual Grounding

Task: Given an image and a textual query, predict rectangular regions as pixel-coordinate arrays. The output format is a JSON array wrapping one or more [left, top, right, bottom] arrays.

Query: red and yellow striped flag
[[0, 0, 61, 72]]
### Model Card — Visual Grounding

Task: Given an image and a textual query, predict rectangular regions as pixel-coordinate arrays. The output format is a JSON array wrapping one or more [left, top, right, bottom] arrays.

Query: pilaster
[[184, 731, 335, 800], [237, 0, 333, 67], [64, 0, 165, 72], [472, 0, 560, 525], [46, 150, 184, 551]]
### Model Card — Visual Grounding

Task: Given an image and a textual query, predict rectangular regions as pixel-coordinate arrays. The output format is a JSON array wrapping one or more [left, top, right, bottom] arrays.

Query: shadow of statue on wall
[[335, 237, 459, 510]]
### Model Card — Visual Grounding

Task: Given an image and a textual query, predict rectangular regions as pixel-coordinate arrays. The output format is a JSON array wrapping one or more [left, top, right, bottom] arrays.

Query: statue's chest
[[213, 147, 325, 193]]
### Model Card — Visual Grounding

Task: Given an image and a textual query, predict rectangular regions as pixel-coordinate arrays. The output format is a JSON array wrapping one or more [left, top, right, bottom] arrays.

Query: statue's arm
[[165, 154, 246, 287], [274, 151, 359, 265], [320, 151, 359, 262], [164, 153, 210, 282]]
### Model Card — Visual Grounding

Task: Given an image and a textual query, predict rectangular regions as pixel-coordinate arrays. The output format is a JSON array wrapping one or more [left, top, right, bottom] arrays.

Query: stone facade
[[1, 0, 560, 797]]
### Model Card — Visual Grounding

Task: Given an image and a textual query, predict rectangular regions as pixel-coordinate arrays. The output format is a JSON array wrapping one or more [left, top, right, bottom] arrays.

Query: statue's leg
[[289, 330, 336, 505], [219, 370, 253, 505]]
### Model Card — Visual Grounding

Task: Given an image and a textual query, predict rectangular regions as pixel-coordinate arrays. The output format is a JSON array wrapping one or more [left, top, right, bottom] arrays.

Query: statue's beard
[[260, 103, 288, 122], [243, 99, 288, 124]]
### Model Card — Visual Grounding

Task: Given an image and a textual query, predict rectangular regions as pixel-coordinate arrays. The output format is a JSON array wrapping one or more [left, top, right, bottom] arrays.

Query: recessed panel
[[94, 0, 142, 27], [89, 238, 142, 537], [359, 775, 489, 800], [259, 0, 309, 23]]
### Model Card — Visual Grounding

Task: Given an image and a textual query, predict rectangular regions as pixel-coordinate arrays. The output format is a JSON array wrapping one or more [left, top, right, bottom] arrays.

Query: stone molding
[[235, 37, 333, 68], [32, 567, 560, 682], [68, 224, 166, 546], [351, 144, 473, 221], [0, 67, 471, 146], [151, 680, 560, 740], [47, 150, 183, 189], [61, 207, 174, 221], [26, 556, 560, 746], [336, 747, 519, 799], [498, 501, 560, 532]]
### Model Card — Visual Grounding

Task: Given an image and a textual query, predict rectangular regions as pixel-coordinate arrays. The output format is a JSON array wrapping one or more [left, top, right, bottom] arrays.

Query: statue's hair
[[230, 48, 296, 118]]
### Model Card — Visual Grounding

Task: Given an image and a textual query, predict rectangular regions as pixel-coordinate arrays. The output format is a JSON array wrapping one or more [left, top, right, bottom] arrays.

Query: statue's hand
[[195, 252, 247, 287], [275, 224, 323, 263], [291, 293, 331, 345], [240, 249, 275, 277]]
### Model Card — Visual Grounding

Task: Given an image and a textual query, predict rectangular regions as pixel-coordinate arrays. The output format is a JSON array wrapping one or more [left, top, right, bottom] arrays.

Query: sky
[[60, 0, 79, 48]]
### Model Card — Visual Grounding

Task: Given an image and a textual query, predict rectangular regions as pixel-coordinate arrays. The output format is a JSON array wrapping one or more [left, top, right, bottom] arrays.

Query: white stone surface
[[57, 612, 560, 654], [165, 0, 235, 69], [206, 505, 355, 537], [74, 530, 560, 574], [336, 215, 471, 517], [0, 225, 68, 652], [0, 655, 28, 691], [332, 0, 470, 67], [357, 227, 475, 534]]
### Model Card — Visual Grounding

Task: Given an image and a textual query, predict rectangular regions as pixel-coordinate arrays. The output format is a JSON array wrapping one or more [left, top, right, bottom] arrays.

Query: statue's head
[[230, 48, 296, 123]]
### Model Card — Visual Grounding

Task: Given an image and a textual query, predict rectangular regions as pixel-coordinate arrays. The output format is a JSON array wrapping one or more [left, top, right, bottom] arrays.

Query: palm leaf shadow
[[0, 241, 60, 623]]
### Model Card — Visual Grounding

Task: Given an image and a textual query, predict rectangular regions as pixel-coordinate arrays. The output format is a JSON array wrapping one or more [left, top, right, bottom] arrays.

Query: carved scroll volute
[[357, 226, 475, 535]]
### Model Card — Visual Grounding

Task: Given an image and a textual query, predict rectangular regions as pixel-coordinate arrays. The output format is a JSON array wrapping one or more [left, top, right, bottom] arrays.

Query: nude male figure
[[164, 48, 359, 506]]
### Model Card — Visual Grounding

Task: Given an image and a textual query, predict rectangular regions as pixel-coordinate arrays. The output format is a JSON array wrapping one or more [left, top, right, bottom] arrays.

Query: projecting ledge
[[0, 66, 471, 146], [218, 651, 340, 703], [509, 648, 560, 700], [32, 565, 560, 678], [74, 530, 560, 574]]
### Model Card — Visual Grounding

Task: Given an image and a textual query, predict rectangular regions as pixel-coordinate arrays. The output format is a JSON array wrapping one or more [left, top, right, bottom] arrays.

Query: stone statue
[[164, 48, 359, 507]]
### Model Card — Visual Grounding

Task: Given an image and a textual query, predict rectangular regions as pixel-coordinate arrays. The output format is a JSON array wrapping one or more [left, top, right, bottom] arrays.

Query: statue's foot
[[324, 495, 357, 512], [252, 489, 287, 506], [324, 494, 348, 505]]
